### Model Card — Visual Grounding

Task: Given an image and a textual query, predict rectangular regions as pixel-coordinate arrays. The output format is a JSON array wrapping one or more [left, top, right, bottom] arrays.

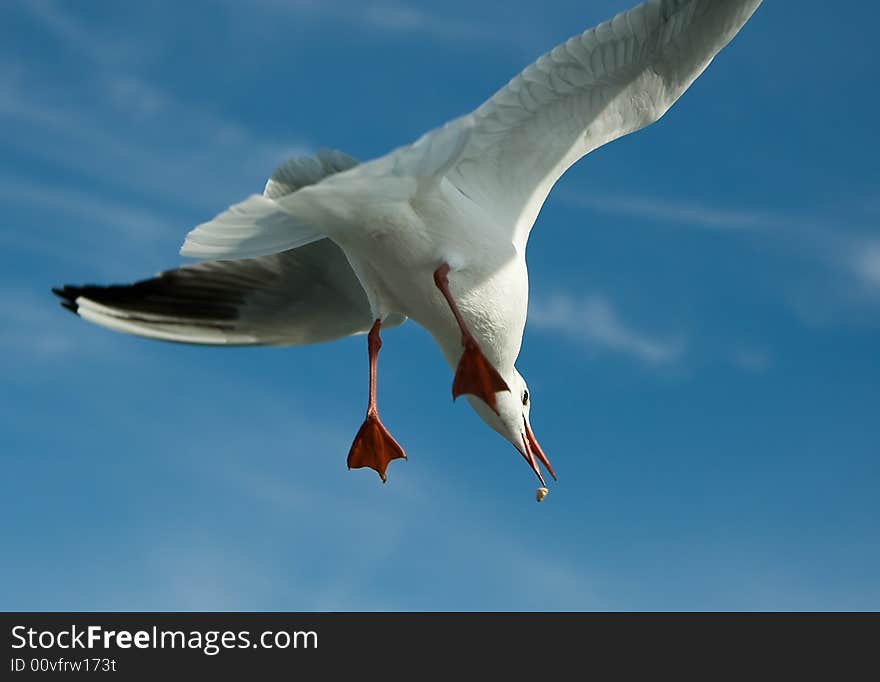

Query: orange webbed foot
[[452, 337, 510, 414], [347, 412, 407, 483]]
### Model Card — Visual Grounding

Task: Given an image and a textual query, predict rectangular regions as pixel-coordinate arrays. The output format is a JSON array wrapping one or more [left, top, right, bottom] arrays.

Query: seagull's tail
[[180, 148, 360, 261], [179, 194, 325, 261]]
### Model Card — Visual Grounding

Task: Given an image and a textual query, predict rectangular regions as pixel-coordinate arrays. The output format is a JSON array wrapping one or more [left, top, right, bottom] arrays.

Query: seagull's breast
[[328, 183, 529, 372]]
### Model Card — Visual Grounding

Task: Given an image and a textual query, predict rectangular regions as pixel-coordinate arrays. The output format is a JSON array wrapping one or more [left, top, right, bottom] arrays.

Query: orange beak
[[518, 417, 557, 485]]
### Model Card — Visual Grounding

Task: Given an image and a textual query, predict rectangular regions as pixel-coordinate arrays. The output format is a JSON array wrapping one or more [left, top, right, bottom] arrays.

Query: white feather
[[179, 195, 323, 260]]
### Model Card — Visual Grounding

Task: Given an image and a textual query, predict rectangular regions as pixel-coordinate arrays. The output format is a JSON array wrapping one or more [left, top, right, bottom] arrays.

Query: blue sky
[[1, 0, 878, 611]]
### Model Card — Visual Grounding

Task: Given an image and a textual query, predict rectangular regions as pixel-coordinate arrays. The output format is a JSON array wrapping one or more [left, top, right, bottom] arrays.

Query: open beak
[[517, 417, 557, 485]]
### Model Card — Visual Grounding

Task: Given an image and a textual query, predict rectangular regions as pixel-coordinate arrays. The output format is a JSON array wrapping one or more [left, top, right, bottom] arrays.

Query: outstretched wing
[[53, 239, 403, 346], [442, 0, 762, 246]]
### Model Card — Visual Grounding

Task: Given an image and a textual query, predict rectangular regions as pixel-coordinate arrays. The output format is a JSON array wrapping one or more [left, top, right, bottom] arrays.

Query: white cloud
[[362, 2, 490, 41], [104, 76, 168, 119], [562, 189, 880, 323], [23, 0, 110, 63], [200, 437, 600, 610], [364, 2, 429, 31], [530, 292, 685, 365], [20, 0, 154, 67], [1, 3, 309, 216], [0, 180, 174, 243], [852, 240, 880, 290], [0, 66, 307, 211], [144, 537, 285, 611], [0, 290, 112, 363], [731, 348, 772, 373], [561, 192, 775, 231], [248, 0, 496, 43]]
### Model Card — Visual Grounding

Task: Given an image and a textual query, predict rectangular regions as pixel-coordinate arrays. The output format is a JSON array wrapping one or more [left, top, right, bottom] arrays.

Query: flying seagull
[[54, 0, 763, 488]]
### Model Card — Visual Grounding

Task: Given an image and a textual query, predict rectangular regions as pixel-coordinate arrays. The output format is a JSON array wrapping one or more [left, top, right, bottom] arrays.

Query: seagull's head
[[466, 368, 556, 486]]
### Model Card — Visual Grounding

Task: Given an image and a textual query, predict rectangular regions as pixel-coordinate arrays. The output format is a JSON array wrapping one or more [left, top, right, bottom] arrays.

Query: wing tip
[[52, 285, 82, 315]]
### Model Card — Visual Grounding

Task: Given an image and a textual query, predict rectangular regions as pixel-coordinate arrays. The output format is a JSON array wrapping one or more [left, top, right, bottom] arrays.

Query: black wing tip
[[52, 285, 82, 315]]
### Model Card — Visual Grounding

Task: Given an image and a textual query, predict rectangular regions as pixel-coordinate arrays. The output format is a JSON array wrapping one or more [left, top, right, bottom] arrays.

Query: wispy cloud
[[104, 75, 169, 119], [730, 347, 772, 373], [530, 292, 685, 365], [23, 0, 113, 63], [144, 538, 284, 611], [249, 0, 498, 44], [0, 180, 174, 243], [361, 2, 491, 41], [560, 192, 776, 232], [0, 290, 116, 364], [851, 240, 880, 290], [562, 189, 880, 323], [21, 0, 156, 67], [0, 65, 307, 212], [2, 2, 308, 216], [202, 438, 600, 611]]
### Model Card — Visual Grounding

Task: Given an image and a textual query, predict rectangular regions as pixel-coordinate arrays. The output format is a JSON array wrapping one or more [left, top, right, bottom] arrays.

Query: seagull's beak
[[517, 417, 557, 485]]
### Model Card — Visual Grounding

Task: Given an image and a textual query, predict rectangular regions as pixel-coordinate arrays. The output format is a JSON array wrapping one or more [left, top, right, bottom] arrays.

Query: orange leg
[[433, 264, 509, 414], [347, 320, 407, 482]]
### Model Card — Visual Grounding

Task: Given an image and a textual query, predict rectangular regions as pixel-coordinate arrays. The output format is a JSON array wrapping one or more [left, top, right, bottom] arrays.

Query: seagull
[[53, 0, 763, 488]]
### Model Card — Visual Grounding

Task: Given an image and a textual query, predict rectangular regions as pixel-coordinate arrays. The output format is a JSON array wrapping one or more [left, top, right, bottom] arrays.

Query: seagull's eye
[[522, 390, 529, 406]]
